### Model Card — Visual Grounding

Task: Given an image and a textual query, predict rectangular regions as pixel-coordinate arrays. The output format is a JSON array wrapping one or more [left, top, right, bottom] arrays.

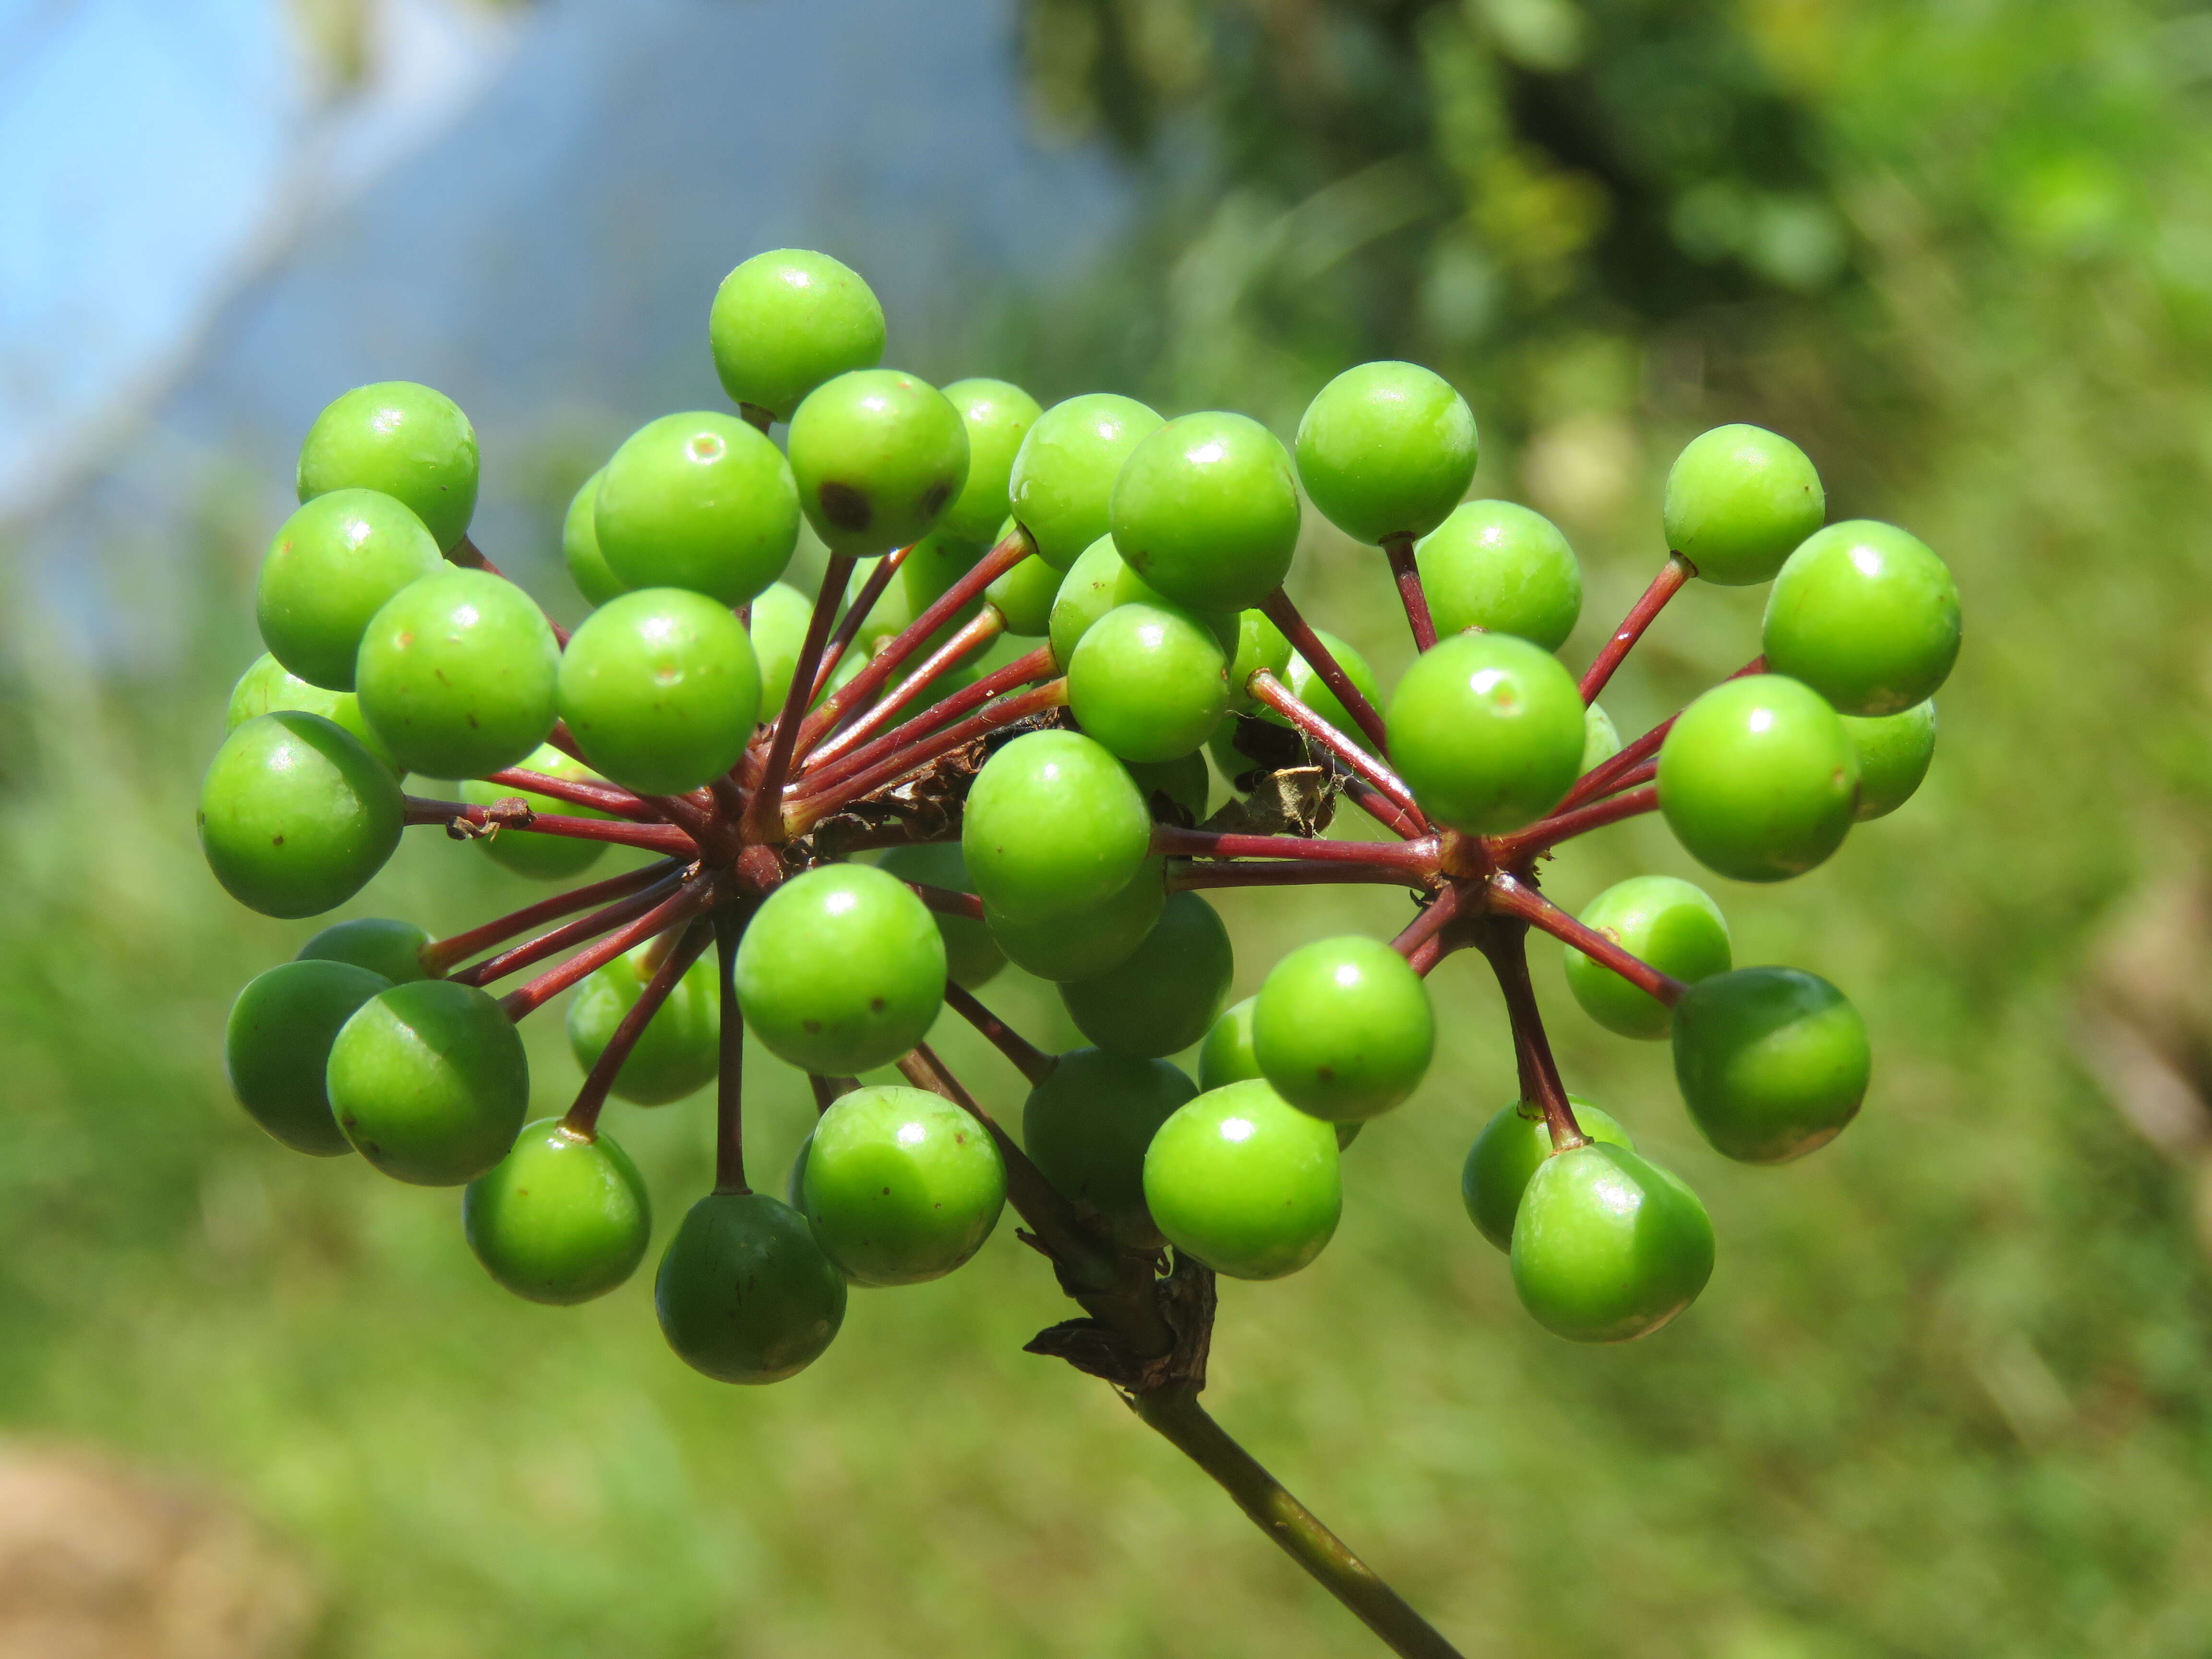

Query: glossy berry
[[1386, 632, 1585, 834], [1460, 1098, 1633, 1253], [226, 652, 399, 772], [737, 864, 946, 1075], [1253, 935, 1434, 1122], [1068, 601, 1231, 763], [356, 568, 559, 781], [1512, 1143, 1714, 1342], [1842, 700, 1937, 820], [1048, 535, 1231, 669], [1563, 876, 1731, 1040], [709, 249, 886, 421], [1110, 412, 1302, 612], [747, 580, 814, 711], [199, 713, 403, 919], [594, 412, 799, 604], [1581, 702, 1621, 771], [567, 941, 721, 1106], [460, 744, 611, 881], [1008, 393, 1164, 569], [1021, 1049, 1196, 1242], [256, 489, 443, 691], [226, 959, 390, 1155], [787, 370, 970, 557], [985, 547, 1061, 637], [1198, 996, 1262, 1092], [298, 916, 430, 984], [984, 857, 1166, 981], [1762, 520, 1961, 717], [558, 588, 761, 795], [1662, 424, 1824, 587], [1273, 629, 1384, 753], [327, 979, 529, 1186], [1226, 609, 1293, 715], [1294, 361, 1479, 544], [1658, 674, 1858, 882], [563, 469, 625, 606], [655, 1191, 847, 1384], [939, 378, 1043, 543], [1143, 1080, 1341, 1280], [1061, 892, 1233, 1058], [1123, 753, 1210, 823], [878, 843, 1004, 989], [1671, 966, 1870, 1164], [463, 1121, 650, 1304], [963, 731, 1152, 924], [1415, 500, 1583, 650], [297, 381, 479, 552], [801, 1085, 1007, 1286]]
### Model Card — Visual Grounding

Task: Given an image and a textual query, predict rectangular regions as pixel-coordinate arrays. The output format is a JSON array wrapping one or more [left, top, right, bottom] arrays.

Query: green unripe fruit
[[463, 1121, 650, 1304], [563, 469, 625, 606], [1143, 1080, 1341, 1280], [558, 588, 761, 795], [737, 865, 946, 1075], [878, 843, 1004, 989], [1124, 753, 1210, 822], [1198, 996, 1262, 1092], [1008, 394, 1165, 569], [256, 489, 443, 690], [298, 916, 430, 984], [1658, 674, 1858, 882], [939, 378, 1043, 543], [1270, 629, 1384, 753], [1386, 632, 1585, 834], [1563, 876, 1731, 1040], [1460, 1098, 1633, 1253], [787, 370, 970, 557], [1663, 424, 1823, 586], [1047, 534, 1236, 669], [986, 549, 1061, 637], [1254, 935, 1434, 1122], [1068, 601, 1231, 763], [747, 580, 813, 712], [225, 653, 399, 772], [1581, 702, 1621, 772], [1110, 411, 1301, 613], [1021, 1049, 1196, 1241], [1294, 361, 1479, 544], [595, 412, 799, 604], [460, 745, 611, 881], [356, 568, 560, 781], [327, 980, 529, 1185], [1671, 966, 1870, 1164], [1060, 892, 1233, 1057], [984, 858, 1166, 981], [963, 730, 1152, 924], [1511, 1143, 1714, 1342], [226, 960, 391, 1155], [656, 1192, 847, 1384], [1762, 520, 1961, 717], [1226, 609, 1293, 714], [297, 381, 479, 552], [709, 249, 887, 421], [1841, 700, 1936, 820], [1415, 500, 1583, 650], [566, 941, 722, 1106], [801, 1085, 1007, 1286], [199, 713, 403, 919]]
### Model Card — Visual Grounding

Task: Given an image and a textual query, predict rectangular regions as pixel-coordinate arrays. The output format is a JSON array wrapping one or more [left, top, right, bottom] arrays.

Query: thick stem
[[784, 678, 1069, 830], [404, 796, 697, 854], [1381, 534, 1436, 653], [1389, 886, 1462, 961], [450, 535, 569, 647], [747, 553, 858, 842], [1259, 589, 1390, 754], [807, 543, 912, 706], [1579, 552, 1693, 706], [1468, 921, 1583, 1150], [1169, 859, 1427, 893], [1485, 874, 1685, 1005], [906, 882, 986, 923], [1494, 783, 1659, 862], [1153, 825, 1441, 877], [943, 982, 1055, 1085], [499, 879, 717, 1020], [793, 644, 1058, 796], [812, 605, 1005, 764], [447, 869, 693, 987], [808, 1073, 860, 1114], [562, 918, 713, 1138], [1558, 655, 1763, 812], [483, 767, 659, 822], [1132, 1390, 1466, 1659], [422, 860, 686, 976], [1246, 669, 1423, 825], [713, 907, 748, 1194]]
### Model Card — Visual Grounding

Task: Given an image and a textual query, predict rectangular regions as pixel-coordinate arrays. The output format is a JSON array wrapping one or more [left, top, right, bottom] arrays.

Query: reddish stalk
[[451, 869, 693, 989], [1559, 655, 1764, 812], [1389, 885, 1463, 962], [1246, 669, 1423, 823], [1259, 589, 1390, 754], [1343, 782, 1421, 840], [907, 882, 986, 923], [806, 543, 912, 706], [785, 678, 1069, 830], [421, 860, 686, 976], [813, 606, 1006, 762], [499, 879, 718, 1020], [1580, 552, 1693, 705], [1468, 921, 1585, 1150], [943, 982, 1055, 1085], [796, 645, 1057, 796], [1485, 874, 1685, 1005], [746, 553, 858, 842], [1153, 824, 1441, 876], [404, 795, 697, 854], [1405, 932, 1453, 977], [712, 908, 748, 1194], [1495, 783, 1659, 862], [1169, 859, 1427, 892], [1381, 534, 1436, 652], [562, 918, 714, 1138], [450, 535, 569, 647], [483, 767, 660, 822]]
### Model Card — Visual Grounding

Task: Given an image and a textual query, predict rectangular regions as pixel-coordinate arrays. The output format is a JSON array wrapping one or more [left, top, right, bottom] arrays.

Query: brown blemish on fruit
[[919, 480, 952, 521], [818, 482, 872, 531], [869, 997, 887, 1012]]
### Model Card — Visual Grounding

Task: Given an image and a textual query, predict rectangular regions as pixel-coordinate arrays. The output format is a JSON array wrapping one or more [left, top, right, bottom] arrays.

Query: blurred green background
[[6, 0, 2212, 1654]]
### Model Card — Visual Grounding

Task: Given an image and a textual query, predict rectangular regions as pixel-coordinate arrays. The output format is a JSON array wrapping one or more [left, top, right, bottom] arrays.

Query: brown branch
[[1381, 533, 1436, 653], [746, 552, 858, 842], [421, 860, 688, 976], [1259, 589, 1390, 754], [1485, 873, 1685, 1006], [1580, 552, 1693, 706], [712, 906, 748, 1194], [784, 678, 1070, 830], [1467, 920, 1584, 1150], [793, 644, 1058, 797], [808, 542, 913, 705], [1492, 783, 1659, 863], [404, 795, 697, 854], [1389, 885, 1463, 961], [483, 767, 660, 822], [1558, 654, 1764, 812], [1246, 669, 1423, 824], [498, 878, 718, 1020], [906, 882, 986, 923], [562, 918, 713, 1137], [1168, 859, 1426, 893], [446, 871, 693, 988], [943, 982, 1055, 1085], [1152, 824, 1441, 877], [811, 605, 1005, 764]]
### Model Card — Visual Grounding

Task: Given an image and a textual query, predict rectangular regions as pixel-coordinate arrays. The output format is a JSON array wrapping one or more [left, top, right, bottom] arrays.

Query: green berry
[[1563, 876, 1731, 1040], [940, 379, 1043, 543], [1226, 609, 1293, 714], [655, 1192, 847, 1384], [1253, 935, 1434, 1122], [558, 588, 761, 795], [563, 469, 625, 606], [1671, 966, 1869, 1164], [1658, 674, 1858, 882], [1415, 500, 1582, 650], [1269, 629, 1384, 753], [1386, 633, 1585, 834], [1110, 412, 1301, 612], [256, 490, 443, 690], [1198, 996, 1262, 1091], [297, 382, 479, 552], [298, 917, 430, 984], [737, 865, 946, 1075], [1060, 892, 1232, 1057], [1143, 1080, 1341, 1280], [986, 547, 1061, 637], [962, 731, 1152, 924], [226, 652, 399, 772], [787, 370, 970, 557], [594, 412, 799, 604], [800, 1085, 1007, 1286], [463, 1121, 650, 1304], [1021, 1049, 1195, 1241], [356, 568, 560, 781], [1123, 753, 1211, 823], [1008, 394, 1164, 569], [1512, 1143, 1714, 1342], [1049, 534, 1232, 669], [460, 744, 611, 881], [1581, 702, 1621, 772], [984, 857, 1166, 981], [226, 960, 390, 1155], [327, 980, 529, 1185], [1762, 520, 1961, 716], [1068, 601, 1231, 763], [1662, 424, 1823, 586], [199, 713, 403, 919], [566, 941, 722, 1106], [1294, 361, 1479, 544], [709, 249, 886, 421], [1460, 1098, 1633, 1253], [1841, 700, 1936, 820], [747, 580, 814, 712], [878, 843, 1004, 989]]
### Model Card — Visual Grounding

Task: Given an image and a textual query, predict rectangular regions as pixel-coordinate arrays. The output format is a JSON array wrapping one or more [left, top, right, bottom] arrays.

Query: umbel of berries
[[201, 247, 1958, 1656]]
